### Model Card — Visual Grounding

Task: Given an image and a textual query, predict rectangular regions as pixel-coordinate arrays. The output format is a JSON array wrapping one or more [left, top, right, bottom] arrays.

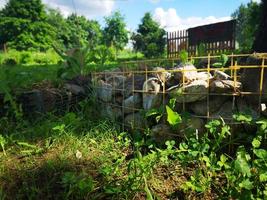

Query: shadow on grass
[[0, 154, 109, 200]]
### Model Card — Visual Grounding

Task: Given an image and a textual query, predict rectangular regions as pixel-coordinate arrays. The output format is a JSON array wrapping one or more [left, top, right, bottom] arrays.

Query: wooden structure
[[167, 20, 236, 58]]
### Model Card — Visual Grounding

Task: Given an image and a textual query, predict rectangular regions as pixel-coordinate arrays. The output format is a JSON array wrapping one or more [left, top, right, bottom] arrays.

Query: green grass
[[0, 100, 267, 199], [0, 64, 62, 92]]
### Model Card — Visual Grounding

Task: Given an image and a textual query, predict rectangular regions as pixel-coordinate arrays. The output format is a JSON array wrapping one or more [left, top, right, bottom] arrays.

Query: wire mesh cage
[[91, 53, 267, 135]]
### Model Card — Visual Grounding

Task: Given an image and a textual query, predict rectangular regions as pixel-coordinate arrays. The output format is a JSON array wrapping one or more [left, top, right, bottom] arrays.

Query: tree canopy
[[0, 0, 55, 51], [232, 1, 261, 52], [253, 0, 267, 52], [103, 11, 129, 52], [132, 13, 166, 58], [0, 0, 46, 21]]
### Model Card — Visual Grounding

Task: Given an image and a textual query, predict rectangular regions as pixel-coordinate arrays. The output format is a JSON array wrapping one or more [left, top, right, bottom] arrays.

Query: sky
[[0, 0, 261, 32]]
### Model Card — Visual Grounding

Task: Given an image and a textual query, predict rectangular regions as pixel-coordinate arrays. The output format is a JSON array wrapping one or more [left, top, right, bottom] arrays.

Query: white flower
[[76, 150, 82, 159]]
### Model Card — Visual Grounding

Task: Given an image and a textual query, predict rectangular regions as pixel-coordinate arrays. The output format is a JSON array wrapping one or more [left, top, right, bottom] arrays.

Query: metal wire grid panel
[[91, 53, 267, 132]]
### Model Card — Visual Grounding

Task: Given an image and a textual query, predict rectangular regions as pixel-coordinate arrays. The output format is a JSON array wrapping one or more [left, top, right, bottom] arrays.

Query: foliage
[[0, 50, 61, 66], [0, 134, 7, 156], [179, 50, 189, 65], [253, 0, 267, 52], [54, 45, 91, 79], [103, 11, 129, 53], [0, 0, 46, 21], [61, 172, 94, 199], [0, 0, 56, 51], [66, 14, 102, 49], [196, 43, 206, 56], [132, 12, 166, 58], [232, 1, 261, 52], [91, 45, 116, 65], [213, 54, 229, 67]]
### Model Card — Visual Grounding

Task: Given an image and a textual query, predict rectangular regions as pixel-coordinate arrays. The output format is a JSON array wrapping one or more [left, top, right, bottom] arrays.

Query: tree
[[66, 14, 102, 49], [103, 11, 128, 53], [46, 8, 71, 48], [0, 0, 46, 21], [232, 1, 261, 52], [253, 0, 267, 52], [132, 12, 166, 58], [0, 0, 55, 51]]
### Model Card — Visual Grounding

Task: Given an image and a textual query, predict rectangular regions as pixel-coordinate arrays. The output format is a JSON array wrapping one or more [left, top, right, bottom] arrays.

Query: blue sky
[[0, 0, 259, 31]]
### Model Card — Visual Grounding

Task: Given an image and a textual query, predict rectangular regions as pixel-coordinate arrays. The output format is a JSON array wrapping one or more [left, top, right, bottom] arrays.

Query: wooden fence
[[167, 20, 236, 58]]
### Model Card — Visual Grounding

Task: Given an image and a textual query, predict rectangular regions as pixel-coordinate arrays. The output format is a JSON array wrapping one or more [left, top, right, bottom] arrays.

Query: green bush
[[2, 57, 18, 66], [20, 51, 33, 64], [0, 49, 61, 66]]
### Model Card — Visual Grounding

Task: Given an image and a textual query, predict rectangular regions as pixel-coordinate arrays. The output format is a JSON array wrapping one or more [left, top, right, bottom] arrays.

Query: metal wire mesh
[[91, 53, 267, 132]]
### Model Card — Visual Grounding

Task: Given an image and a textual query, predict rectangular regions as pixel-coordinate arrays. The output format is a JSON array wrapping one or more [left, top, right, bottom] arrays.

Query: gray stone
[[214, 70, 231, 80], [211, 101, 233, 120], [221, 80, 242, 90], [96, 80, 112, 102], [152, 67, 172, 84], [196, 72, 213, 81], [210, 80, 242, 93], [173, 64, 199, 83], [100, 104, 122, 121], [262, 103, 267, 117], [190, 96, 229, 116], [210, 80, 226, 92], [124, 112, 146, 130], [241, 65, 267, 105], [65, 83, 85, 95], [106, 75, 126, 89], [123, 75, 146, 98], [122, 94, 142, 114], [236, 98, 260, 120], [143, 78, 162, 110], [168, 80, 208, 103]]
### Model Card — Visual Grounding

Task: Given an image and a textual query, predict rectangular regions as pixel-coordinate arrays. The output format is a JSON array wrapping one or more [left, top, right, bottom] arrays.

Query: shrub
[[91, 45, 116, 65], [20, 51, 33, 64], [2, 57, 18, 66]]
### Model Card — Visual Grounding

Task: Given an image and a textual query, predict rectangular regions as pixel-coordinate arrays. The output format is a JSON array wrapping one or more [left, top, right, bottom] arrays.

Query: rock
[[209, 80, 226, 92], [236, 98, 260, 120], [115, 94, 124, 104], [152, 67, 172, 84], [196, 72, 213, 81], [65, 83, 85, 95], [124, 112, 146, 130], [168, 80, 208, 103], [211, 101, 233, 120], [123, 75, 146, 98], [178, 117, 206, 136], [241, 67, 267, 105], [173, 64, 199, 82], [96, 80, 112, 102], [100, 104, 122, 121], [151, 124, 176, 145], [190, 96, 229, 116], [143, 78, 162, 110], [214, 70, 231, 80], [210, 80, 242, 93], [261, 103, 267, 117], [210, 98, 259, 125], [221, 80, 242, 90], [106, 75, 126, 89], [122, 94, 142, 114]]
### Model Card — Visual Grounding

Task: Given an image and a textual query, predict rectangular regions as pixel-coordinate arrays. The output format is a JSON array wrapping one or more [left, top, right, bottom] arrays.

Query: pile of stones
[[94, 62, 267, 143]]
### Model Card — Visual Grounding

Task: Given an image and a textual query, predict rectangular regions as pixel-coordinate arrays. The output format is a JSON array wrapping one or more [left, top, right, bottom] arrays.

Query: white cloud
[[153, 8, 231, 32], [0, 0, 7, 9], [43, 0, 115, 18]]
